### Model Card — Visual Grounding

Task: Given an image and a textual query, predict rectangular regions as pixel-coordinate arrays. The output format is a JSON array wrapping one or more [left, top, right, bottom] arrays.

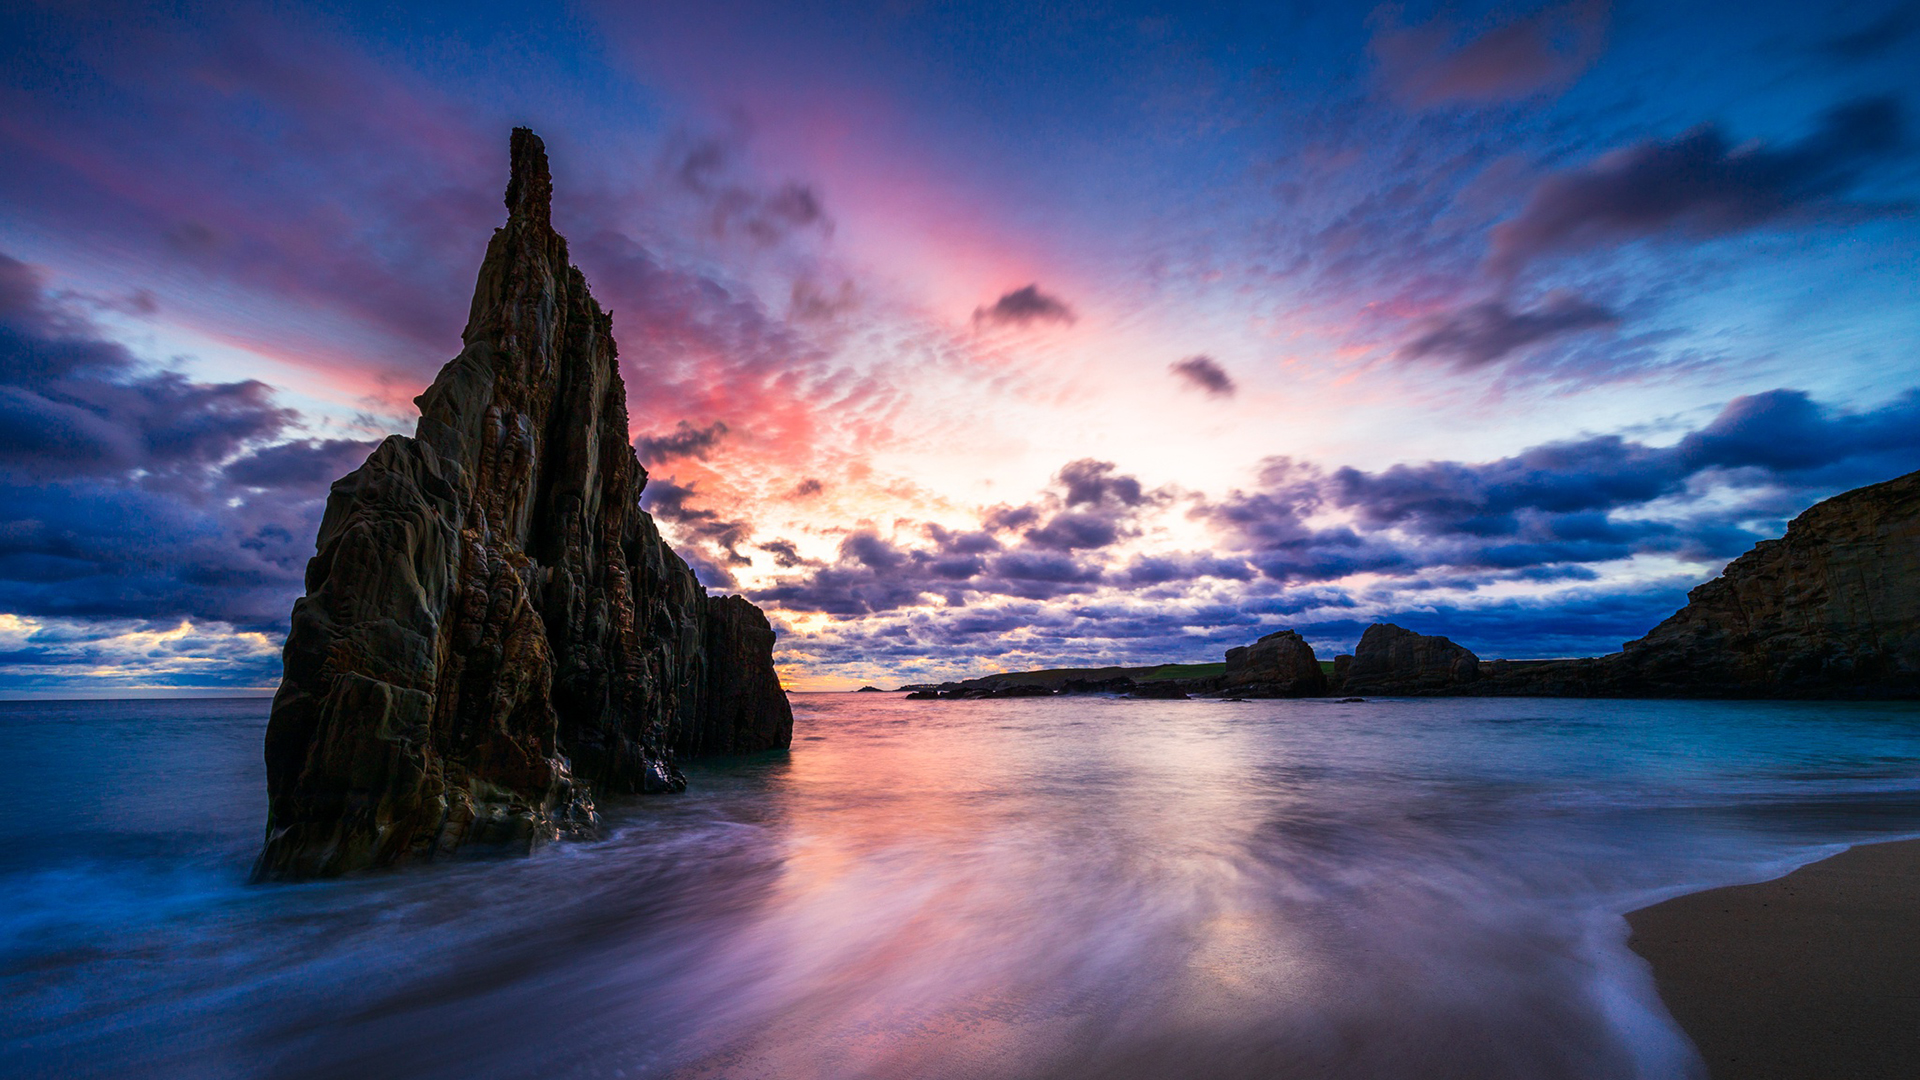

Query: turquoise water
[[2, 693, 1917, 1079]]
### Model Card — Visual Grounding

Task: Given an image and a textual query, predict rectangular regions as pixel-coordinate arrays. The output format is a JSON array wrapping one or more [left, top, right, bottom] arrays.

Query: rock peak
[[505, 126, 552, 227], [253, 127, 792, 881]]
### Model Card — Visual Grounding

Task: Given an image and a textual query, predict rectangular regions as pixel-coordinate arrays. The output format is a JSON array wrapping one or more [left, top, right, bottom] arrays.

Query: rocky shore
[[908, 468, 1920, 701], [255, 130, 791, 881]]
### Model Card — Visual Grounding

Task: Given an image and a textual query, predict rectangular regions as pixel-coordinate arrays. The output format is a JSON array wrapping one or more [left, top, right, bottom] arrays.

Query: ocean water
[[2, 694, 1918, 1079]]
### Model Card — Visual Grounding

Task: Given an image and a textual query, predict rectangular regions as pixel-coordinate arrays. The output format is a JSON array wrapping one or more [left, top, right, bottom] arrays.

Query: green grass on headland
[[1134, 663, 1227, 682]]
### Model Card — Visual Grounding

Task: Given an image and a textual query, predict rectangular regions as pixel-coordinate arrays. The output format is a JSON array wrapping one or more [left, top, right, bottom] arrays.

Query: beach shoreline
[[1626, 837, 1920, 1080]]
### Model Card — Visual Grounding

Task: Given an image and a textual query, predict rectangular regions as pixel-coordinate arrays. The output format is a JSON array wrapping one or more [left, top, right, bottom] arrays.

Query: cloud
[[0, 614, 280, 692], [1823, 3, 1920, 60], [1169, 354, 1237, 396], [640, 477, 754, 572], [0, 252, 344, 632], [1400, 292, 1619, 367], [670, 134, 832, 245], [1491, 97, 1908, 273], [0, 256, 296, 482], [634, 420, 730, 464], [1371, 0, 1608, 107], [972, 284, 1076, 327], [223, 438, 378, 488], [1204, 387, 1920, 587], [752, 460, 1175, 615]]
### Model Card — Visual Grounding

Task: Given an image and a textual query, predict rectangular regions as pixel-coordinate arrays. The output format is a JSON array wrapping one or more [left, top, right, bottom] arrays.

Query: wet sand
[[1627, 837, 1920, 1080]]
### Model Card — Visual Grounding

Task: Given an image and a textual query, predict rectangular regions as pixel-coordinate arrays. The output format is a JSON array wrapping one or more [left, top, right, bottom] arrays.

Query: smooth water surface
[[3, 694, 1918, 1079]]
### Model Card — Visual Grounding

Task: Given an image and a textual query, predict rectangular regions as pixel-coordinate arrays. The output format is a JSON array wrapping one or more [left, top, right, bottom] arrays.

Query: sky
[[0, 0, 1916, 693]]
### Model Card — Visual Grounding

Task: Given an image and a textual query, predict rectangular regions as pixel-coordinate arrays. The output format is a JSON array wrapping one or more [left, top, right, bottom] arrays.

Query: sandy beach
[[1627, 837, 1920, 1080]]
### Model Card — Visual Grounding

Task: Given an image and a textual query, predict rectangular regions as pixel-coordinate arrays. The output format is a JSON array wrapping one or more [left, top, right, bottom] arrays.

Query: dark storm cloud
[[635, 420, 730, 464], [0, 253, 352, 629], [0, 255, 295, 481], [1491, 97, 1908, 272], [1371, 0, 1609, 107], [223, 438, 378, 488], [1169, 354, 1236, 396], [972, 285, 1076, 327], [1400, 293, 1619, 367]]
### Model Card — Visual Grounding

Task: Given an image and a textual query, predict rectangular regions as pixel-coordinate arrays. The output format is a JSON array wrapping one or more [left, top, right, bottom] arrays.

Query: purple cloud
[[973, 284, 1076, 327], [1371, 0, 1609, 107], [635, 420, 730, 464], [1491, 97, 1907, 273], [1400, 293, 1619, 367], [1169, 354, 1237, 396]]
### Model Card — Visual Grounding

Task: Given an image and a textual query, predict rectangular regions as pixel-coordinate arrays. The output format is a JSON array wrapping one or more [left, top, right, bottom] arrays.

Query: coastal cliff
[[256, 129, 792, 880], [1478, 469, 1920, 698]]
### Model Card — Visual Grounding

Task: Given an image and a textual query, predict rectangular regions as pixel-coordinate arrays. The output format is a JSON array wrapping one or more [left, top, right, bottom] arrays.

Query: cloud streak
[[1491, 97, 1907, 273]]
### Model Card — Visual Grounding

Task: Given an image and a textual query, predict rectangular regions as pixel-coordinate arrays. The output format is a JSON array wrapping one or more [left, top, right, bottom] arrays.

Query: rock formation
[[1476, 469, 1920, 698], [1221, 630, 1327, 697], [1336, 624, 1481, 696], [256, 129, 792, 880]]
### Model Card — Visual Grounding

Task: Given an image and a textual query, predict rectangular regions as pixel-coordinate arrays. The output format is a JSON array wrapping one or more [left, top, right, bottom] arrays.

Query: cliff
[[256, 129, 792, 880], [1477, 469, 1920, 698]]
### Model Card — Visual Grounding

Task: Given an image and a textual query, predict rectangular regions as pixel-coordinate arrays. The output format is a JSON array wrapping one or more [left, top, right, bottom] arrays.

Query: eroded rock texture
[[1610, 470, 1920, 696], [257, 129, 792, 880], [1489, 470, 1920, 698], [1222, 630, 1327, 697], [1337, 624, 1481, 696]]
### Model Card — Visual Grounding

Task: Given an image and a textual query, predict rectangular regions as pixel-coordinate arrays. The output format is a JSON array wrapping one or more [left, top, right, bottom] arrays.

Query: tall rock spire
[[255, 128, 792, 880]]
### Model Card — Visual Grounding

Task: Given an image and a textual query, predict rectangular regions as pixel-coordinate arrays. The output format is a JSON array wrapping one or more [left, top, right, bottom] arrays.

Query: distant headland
[[900, 467, 1920, 701]]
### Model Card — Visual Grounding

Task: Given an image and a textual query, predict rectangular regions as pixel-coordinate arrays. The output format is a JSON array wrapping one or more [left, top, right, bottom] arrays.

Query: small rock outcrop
[[1337, 624, 1480, 696], [256, 129, 792, 880], [1221, 630, 1327, 697]]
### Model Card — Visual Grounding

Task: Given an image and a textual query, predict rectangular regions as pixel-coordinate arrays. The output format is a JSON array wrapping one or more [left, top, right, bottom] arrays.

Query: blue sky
[[1, 0, 1916, 691]]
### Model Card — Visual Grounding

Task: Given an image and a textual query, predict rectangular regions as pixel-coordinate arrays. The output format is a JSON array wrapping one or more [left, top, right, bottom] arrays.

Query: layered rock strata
[[1221, 630, 1328, 697], [256, 129, 791, 880]]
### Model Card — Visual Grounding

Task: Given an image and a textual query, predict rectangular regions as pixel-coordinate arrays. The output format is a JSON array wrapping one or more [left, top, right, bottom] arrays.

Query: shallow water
[[3, 693, 1918, 1079]]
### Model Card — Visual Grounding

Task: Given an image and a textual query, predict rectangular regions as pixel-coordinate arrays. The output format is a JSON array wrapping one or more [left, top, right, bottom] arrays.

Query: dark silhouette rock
[[1059, 676, 1137, 694], [1128, 682, 1189, 699], [1221, 630, 1328, 697], [905, 690, 941, 700], [256, 129, 791, 880], [677, 594, 793, 756], [1339, 624, 1480, 696], [854, 686, 885, 692]]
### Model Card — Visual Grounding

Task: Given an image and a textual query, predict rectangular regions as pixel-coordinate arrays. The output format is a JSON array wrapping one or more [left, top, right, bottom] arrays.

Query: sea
[[3, 692, 1918, 1079]]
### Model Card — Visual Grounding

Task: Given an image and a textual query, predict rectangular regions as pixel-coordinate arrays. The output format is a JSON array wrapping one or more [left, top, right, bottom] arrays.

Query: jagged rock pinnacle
[[505, 126, 552, 227], [253, 128, 792, 880]]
